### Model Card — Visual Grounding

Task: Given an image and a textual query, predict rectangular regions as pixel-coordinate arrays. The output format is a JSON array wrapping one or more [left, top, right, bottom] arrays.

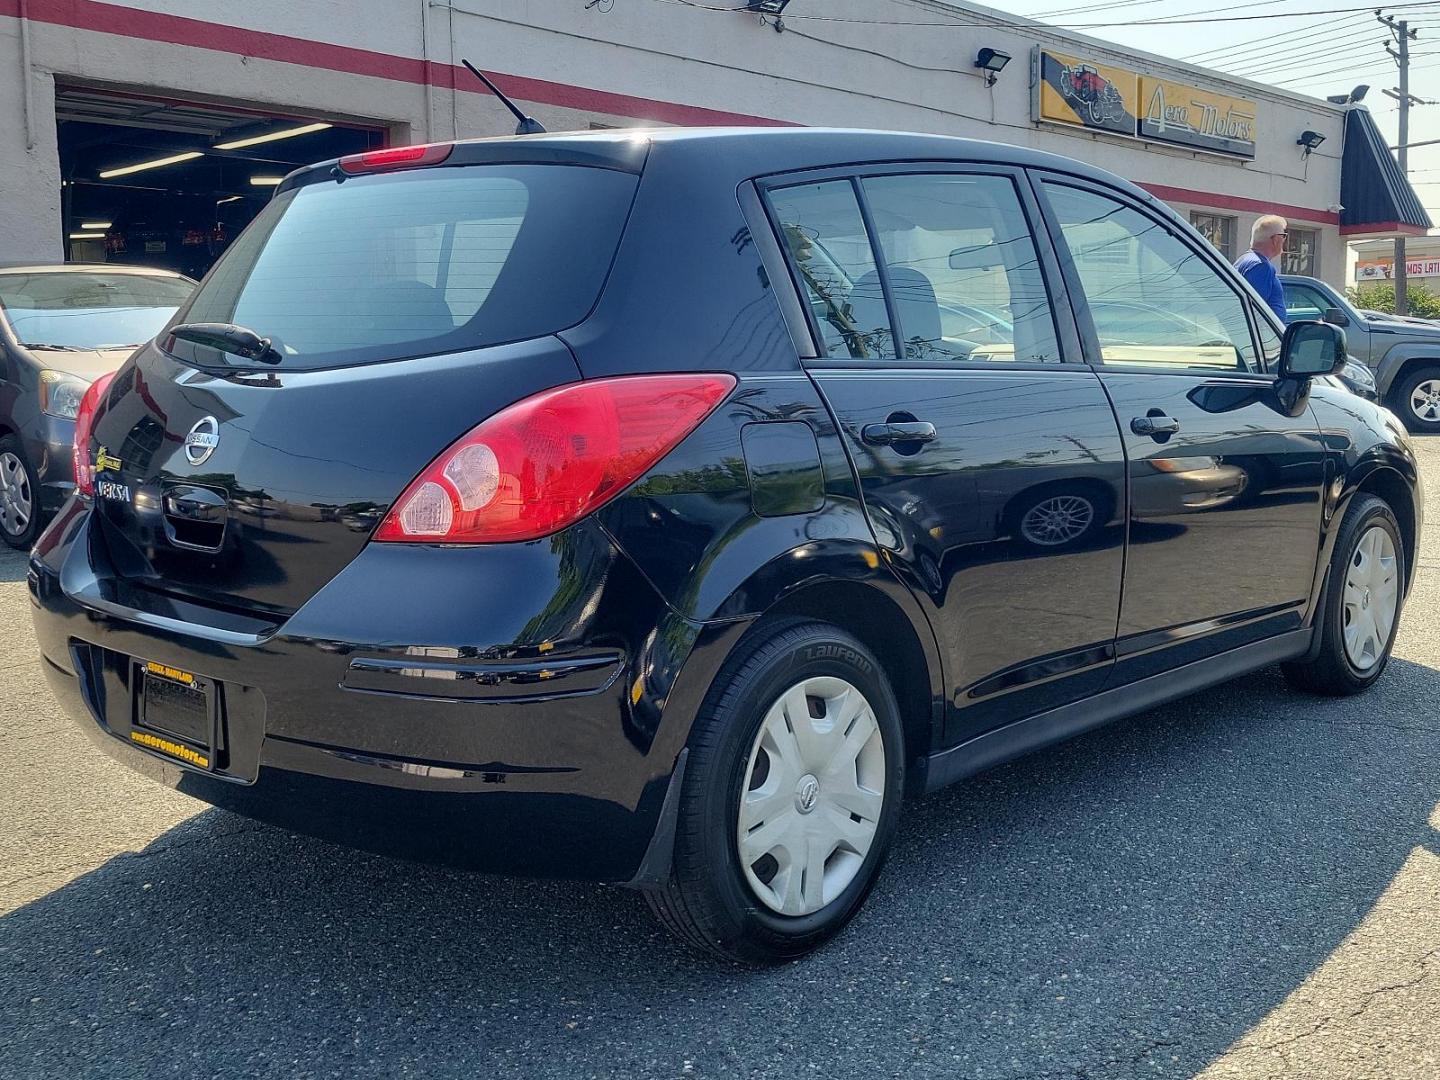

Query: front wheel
[[0, 435, 40, 551], [646, 621, 904, 964], [1283, 494, 1405, 696], [1390, 364, 1440, 434]]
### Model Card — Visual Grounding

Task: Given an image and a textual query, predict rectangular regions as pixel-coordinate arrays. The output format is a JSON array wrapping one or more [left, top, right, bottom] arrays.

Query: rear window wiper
[[167, 322, 283, 364]]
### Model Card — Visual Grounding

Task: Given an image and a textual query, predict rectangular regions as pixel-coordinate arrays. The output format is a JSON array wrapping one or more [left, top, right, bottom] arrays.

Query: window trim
[[754, 161, 1086, 371], [1029, 170, 1272, 382]]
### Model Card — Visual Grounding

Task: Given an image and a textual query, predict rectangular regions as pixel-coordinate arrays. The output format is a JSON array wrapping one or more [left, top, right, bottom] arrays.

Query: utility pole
[[1380, 12, 1420, 315]]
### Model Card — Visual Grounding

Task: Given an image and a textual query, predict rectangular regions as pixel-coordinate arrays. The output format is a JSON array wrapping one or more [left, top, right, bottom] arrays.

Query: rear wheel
[[646, 621, 904, 964], [0, 435, 40, 551], [1283, 494, 1404, 696], [1390, 365, 1440, 434]]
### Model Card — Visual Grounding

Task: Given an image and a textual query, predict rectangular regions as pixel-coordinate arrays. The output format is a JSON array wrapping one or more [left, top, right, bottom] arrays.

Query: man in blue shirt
[[1234, 215, 1288, 322]]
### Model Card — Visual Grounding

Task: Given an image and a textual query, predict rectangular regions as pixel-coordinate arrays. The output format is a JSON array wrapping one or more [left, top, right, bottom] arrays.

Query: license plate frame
[[132, 661, 218, 770]]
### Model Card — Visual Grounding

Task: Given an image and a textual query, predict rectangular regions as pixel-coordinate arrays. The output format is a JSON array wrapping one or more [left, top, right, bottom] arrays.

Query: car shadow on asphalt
[[2, 660, 1438, 1079]]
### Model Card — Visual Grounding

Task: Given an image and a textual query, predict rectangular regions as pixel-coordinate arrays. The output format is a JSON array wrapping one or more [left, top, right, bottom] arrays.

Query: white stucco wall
[[0, 0, 1348, 284]]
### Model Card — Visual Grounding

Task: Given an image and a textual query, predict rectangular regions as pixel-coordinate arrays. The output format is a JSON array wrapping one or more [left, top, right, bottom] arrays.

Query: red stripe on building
[[1139, 183, 1340, 226]]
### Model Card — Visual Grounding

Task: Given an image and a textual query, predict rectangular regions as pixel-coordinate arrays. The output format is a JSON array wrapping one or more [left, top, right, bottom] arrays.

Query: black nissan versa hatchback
[[30, 129, 1422, 964]]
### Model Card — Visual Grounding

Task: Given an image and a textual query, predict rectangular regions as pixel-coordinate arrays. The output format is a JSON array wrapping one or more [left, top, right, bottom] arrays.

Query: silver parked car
[[0, 264, 195, 548]]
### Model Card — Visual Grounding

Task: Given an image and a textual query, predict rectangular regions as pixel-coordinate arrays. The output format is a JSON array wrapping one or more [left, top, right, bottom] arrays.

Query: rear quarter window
[[175, 164, 638, 369]]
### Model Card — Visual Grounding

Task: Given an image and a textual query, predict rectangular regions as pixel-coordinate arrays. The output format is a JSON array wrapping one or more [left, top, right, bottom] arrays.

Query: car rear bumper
[[28, 504, 731, 883]]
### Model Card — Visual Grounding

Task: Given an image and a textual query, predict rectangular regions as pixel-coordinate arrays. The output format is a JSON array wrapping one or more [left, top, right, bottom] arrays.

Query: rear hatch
[[86, 150, 641, 618]]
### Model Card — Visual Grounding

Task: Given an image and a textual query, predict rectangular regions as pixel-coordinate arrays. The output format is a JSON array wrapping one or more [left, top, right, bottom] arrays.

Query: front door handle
[[1130, 414, 1180, 437], [861, 421, 937, 447]]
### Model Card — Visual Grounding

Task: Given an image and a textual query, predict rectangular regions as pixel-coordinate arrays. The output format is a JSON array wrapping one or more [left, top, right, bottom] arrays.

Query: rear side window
[[860, 173, 1062, 364], [768, 180, 897, 360], [177, 164, 637, 369]]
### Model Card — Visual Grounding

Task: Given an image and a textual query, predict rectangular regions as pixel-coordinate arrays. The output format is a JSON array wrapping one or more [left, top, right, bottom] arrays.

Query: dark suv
[[30, 130, 1422, 964]]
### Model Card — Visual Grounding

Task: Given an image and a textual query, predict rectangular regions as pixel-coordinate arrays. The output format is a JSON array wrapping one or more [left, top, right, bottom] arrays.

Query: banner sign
[[1036, 49, 1138, 138], [1357, 259, 1440, 280], [1138, 76, 1257, 158], [1033, 48, 1257, 158]]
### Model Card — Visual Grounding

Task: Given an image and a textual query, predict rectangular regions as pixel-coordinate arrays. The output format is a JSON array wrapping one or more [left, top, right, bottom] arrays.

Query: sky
[[983, 0, 1440, 216]]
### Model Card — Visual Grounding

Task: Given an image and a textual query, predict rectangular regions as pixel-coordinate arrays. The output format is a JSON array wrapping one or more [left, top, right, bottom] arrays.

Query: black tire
[[0, 434, 41, 551], [1389, 364, 1440, 434], [646, 620, 905, 965], [1283, 494, 1405, 696]]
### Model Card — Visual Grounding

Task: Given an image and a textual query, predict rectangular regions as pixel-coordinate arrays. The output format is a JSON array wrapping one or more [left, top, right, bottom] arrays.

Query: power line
[[1221, 27, 1383, 71], [1226, 37, 1391, 77], [1182, 12, 1362, 60], [647, 0, 1440, 31]]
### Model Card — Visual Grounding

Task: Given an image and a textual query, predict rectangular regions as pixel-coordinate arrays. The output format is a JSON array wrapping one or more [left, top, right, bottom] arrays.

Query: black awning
[[1341, 107, 1432, 234]]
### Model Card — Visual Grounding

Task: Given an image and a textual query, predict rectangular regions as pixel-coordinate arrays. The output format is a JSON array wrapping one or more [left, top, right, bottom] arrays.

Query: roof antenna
[[461, 59, 547, 135]]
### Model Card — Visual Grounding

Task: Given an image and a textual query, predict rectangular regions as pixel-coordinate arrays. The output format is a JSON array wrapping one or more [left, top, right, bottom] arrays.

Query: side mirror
[[1278, 320, 1347, 379], [1323, 307, 1350, 328]]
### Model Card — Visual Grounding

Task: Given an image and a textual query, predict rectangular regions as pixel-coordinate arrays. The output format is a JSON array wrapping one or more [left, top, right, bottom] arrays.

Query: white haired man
[[1234, 215, 1288, 322]]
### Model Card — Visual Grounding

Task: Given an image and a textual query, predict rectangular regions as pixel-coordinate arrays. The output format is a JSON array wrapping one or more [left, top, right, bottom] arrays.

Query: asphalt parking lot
[[2, 447, 1439, 1080]]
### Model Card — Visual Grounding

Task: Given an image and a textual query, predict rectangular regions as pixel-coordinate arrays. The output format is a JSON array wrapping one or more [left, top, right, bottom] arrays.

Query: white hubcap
[[737, 676, 886, 917], [0, 451, 32, 538], [1343, 525, 1399, 672], [1410, 378, 1440, 422]]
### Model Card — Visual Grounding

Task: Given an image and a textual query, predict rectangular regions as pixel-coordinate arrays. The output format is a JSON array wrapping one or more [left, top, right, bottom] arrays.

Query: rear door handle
[[1130, 414, 1180, 437], [861, 421, 937, 446]]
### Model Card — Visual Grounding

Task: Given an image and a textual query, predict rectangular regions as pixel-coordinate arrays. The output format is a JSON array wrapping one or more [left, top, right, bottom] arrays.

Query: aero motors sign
[[1033, 48, 1257, 159], [1139, 76, 1257, 158]]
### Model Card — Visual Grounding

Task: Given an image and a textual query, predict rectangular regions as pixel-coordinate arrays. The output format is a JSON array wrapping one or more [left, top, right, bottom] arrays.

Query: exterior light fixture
[[98, 151, 203, 179], [213, 122, 332, 151], [249, 176, 285, 186], [68, 232, 105, 240], [79, 221, 111, 230], [975, 47, 1012, 86], [1297, 130, 1327, 155], [1327, 84, 1370, 105]]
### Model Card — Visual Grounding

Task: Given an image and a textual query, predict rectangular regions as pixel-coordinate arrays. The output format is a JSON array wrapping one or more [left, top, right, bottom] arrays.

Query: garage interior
[[56, 86, 386, 279]]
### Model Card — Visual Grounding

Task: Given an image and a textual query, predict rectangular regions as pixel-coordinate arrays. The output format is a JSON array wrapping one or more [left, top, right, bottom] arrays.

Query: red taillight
[[72, 371, 116, 497], [375, 374, 736, 544], [338, 142, 454, 174]]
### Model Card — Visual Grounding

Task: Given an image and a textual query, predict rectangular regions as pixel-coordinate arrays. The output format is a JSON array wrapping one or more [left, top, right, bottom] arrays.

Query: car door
[[762, 166, 1128, 744], [1034, 175, 1328, 682]]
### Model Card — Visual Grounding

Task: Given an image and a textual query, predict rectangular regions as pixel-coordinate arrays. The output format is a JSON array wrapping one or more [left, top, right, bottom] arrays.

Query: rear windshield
[[174, 163, 638, 369], [0, 272, 194, 351]]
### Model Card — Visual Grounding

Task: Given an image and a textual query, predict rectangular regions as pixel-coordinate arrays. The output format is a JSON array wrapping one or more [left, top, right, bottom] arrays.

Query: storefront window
[[1283, 227, 1319, 276], [1189, 212, 1236, 260]]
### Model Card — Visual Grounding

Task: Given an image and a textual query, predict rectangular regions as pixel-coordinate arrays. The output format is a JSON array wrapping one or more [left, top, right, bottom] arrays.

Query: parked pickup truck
[[1283, 274, 1440, 432]]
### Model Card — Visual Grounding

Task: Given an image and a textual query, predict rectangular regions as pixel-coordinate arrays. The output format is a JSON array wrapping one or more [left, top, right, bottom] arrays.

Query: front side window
[[1255, 308, 1282, 369], [1189, 212, 1236, 261], [768, 180, 896, 360], [1283, 283, 1331, 322], [860, 173, 1062, 364], [1043, 182, 1259, 374]]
